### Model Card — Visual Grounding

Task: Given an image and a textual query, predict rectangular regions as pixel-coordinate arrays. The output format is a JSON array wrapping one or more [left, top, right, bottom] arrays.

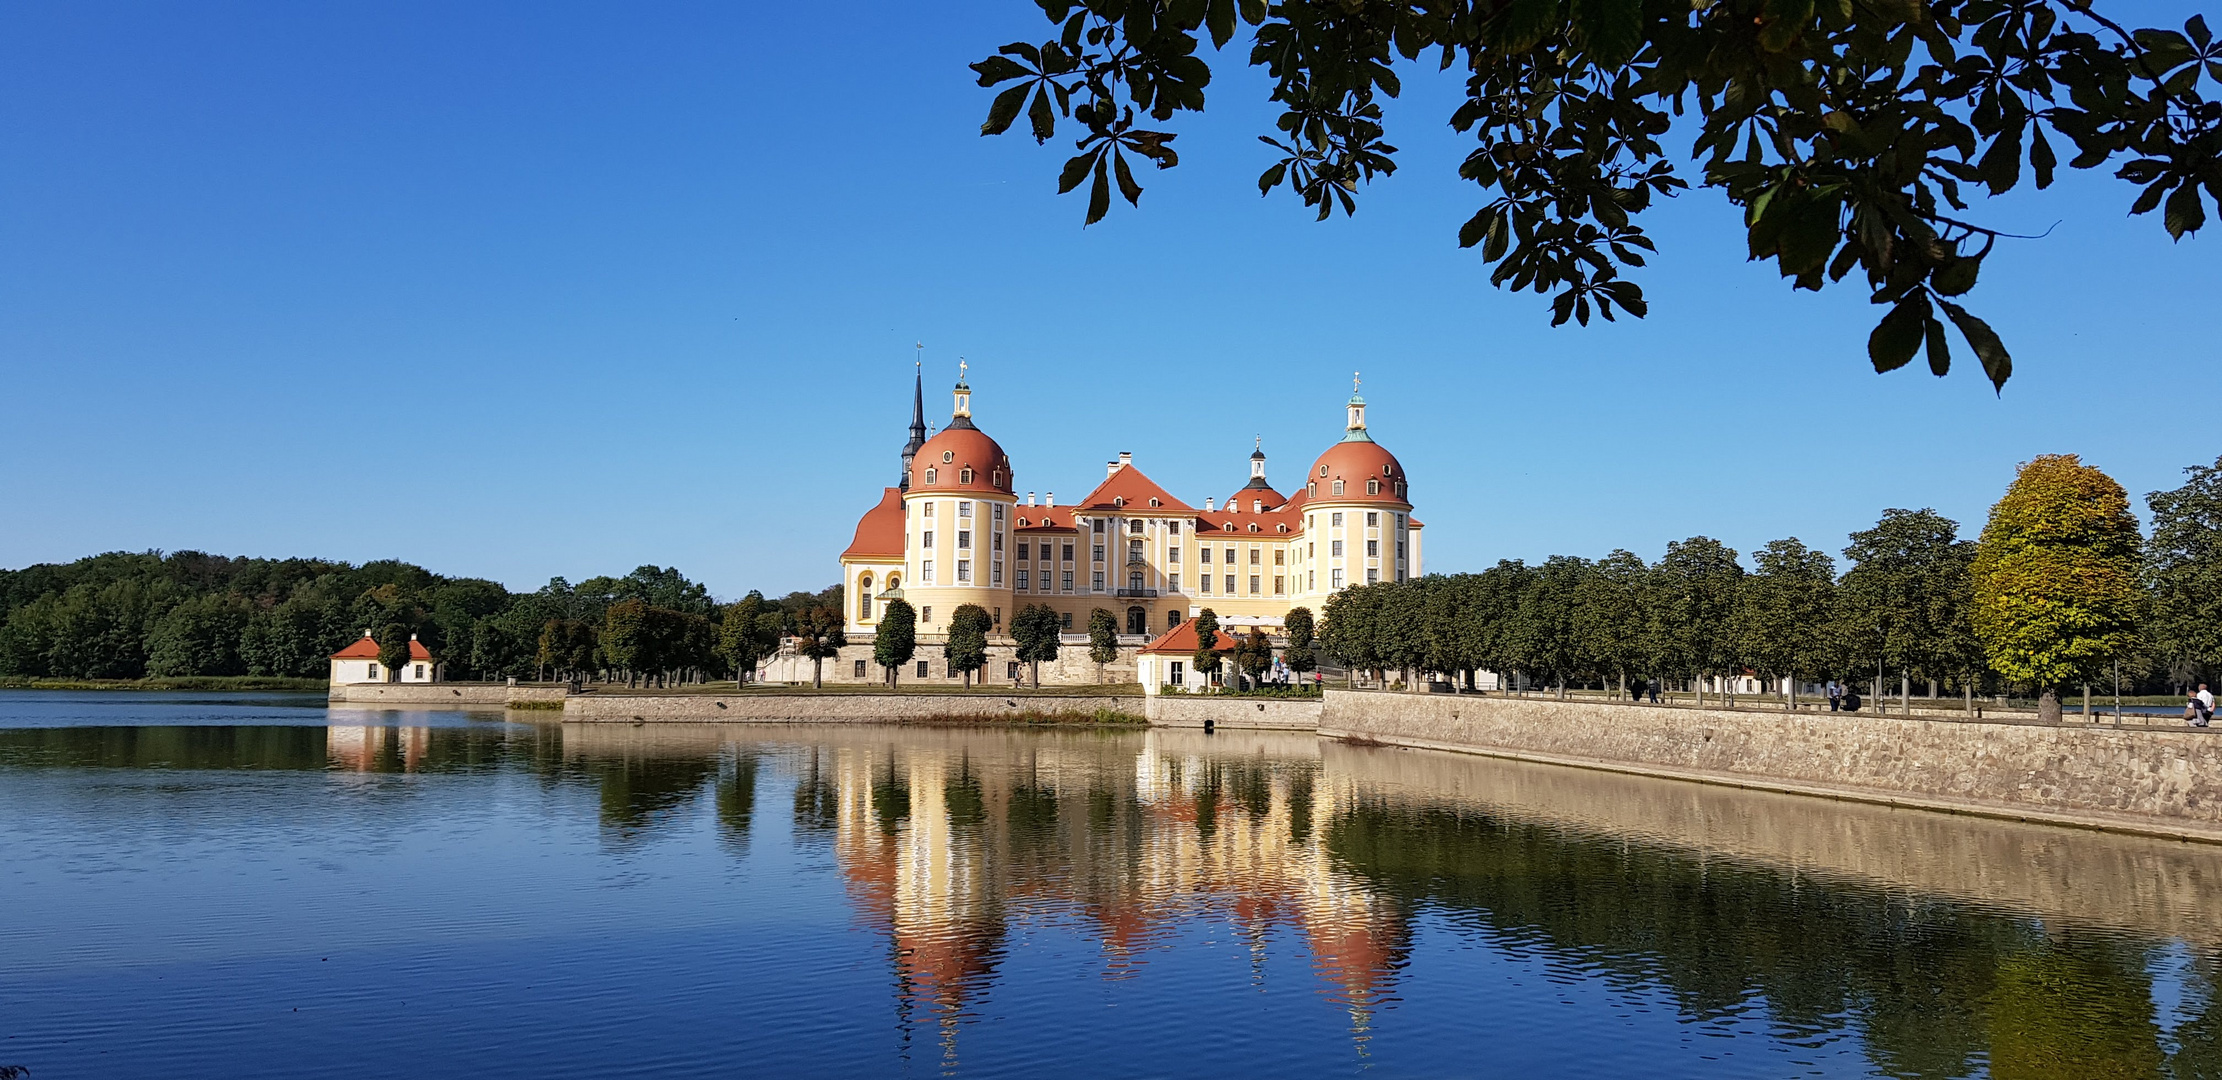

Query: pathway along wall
[[1320, 691, 2222, 842]]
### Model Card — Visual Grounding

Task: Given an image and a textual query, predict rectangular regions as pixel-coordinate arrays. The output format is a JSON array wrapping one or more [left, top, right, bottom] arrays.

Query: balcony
[[1115, 588, 1159, 598]]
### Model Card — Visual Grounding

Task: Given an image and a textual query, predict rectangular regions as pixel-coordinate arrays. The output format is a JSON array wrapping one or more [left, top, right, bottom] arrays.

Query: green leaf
[[2165, 182, 2208, 240], [1932, 255, 1979, 296], [1867, 293, 1929, 373], [1492, 0, 1561, 51], [972, 56, 1032, 87], [1086, 155, 1111, 225], [1570, 0, 1642, 66], [982, 83, 1031, 137], [1057, 151, 1095, 195], [1238, 0, 1266, 23], [1759, 0, 1813, 52], [1113, 149, 1143, 206], [1206, 0, 1237, 47], [1483, 214, 1510, 261], [1938, 299, 2013, 391], [1027, 89, 1057, 142], [1923, 316, 1951, 377], [1257, 161, 1288, 195], [1457, 208, 1492, 248], [2029, 126, 2056, 190]]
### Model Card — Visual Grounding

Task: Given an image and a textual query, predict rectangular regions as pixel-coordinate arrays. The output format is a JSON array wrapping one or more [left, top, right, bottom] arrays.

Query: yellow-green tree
[[1971, 455, 2143, 721]]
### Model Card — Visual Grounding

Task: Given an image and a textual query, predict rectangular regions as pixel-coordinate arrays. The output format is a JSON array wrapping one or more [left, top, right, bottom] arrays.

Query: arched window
[[1223, 523, 1236, 532], [1127, 572, 1144, 593], [1307, 482, 1316, 497], [1126, 606, 1146, 635], [858, 574, 874, 620], [924, 467, 938, 484], [1248, 524, 1260, 533], [1113, 496, 1124, 507], [1382, 464, 1392, 476], [993, 468, 1005, 487], [1319, 464, 1328, 477], [1148, 497, 1161, 507], [1367, 479, 1380, 495], [960, 467, 974, 484], [1332, 480, 1344, 495]]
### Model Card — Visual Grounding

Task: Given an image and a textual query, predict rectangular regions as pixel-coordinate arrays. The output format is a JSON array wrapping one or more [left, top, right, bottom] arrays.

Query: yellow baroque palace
[[838, 367, 1422, 645]]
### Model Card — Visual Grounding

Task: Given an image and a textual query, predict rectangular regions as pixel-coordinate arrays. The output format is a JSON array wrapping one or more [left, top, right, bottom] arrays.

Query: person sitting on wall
[[1842, 690, 1862, 713], [2186, 684, 2213, 728]]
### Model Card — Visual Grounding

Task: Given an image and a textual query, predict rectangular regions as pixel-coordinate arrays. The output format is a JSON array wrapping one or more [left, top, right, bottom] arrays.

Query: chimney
[[1119, 451, 1132, 468], [1046, 491, 1055, 507], [1027, 491, 1036, 506], [1106, 459, 1119, 478], [1205, 497, 1215, 512], [409, 633, 419, 641], [1253, 499, 1263, 514]]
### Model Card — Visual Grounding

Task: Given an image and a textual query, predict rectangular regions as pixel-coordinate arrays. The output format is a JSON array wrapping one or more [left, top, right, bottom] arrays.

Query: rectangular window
[[1018, 569, 1030, 590], [1223, 575, 1234, 594], [1200, 575, 1212, 594], [1222, 548, 1234, 564], [853, 659, 867, 677], [1038, 543, 1052, 561], [1091, 571, 1106, 591], [1308, 542, 1315, 558], [1397, 541, 1406, 558], [993, 530, 1003, 551], [1309, 571, 1315, 590], [1274, 575, 1285, 595], [1007, 661, 1021, 679], [1170, 661, 1185, 686], [1274, 550, 1285, 565], [1092, 519, 1105, 533], [1248, 575, 1260, 594], [991, 562, 1002, 586], [1248, 548, 1260, 565], [1168, 573, 1181, 592], [367, 664, 379, 680], [1331, 512, 1344, 527], [958, 501, 972, 518], [1367, 539, 1379, 557], [1092, 545, 1105, 563], [924, 502, 936, 518], [917, 660, 929, 678], [1168, 548, 1181, 564], [1332, 540, 1344, 557], [1367, 512, 1379, 527], [1332, 569, 1345, 588], [1199, 547, 1212, 564], [958, 530, 972, 549], [1168, 521, 1180, 535], [922, 606, 932, 623], [1060, 612, 1073, 630], [1367, 568, 1380, 584], [922, 560, 935, 583], [957, 559, 972, 583], [1396, 513, 1405, 528], [1062, 543, 1075, 562], [993, 503, 1005, 521], [1061, 570, 1074, 592], [923, 530, 935, 548]]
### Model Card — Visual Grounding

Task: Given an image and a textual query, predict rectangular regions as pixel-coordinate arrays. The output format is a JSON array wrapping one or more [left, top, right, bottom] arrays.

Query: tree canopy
[[2146, 455, 2222, 684], [974, 0, 2221, 388], [1971, 453, 2143, 708], [947, 603, 994, 686]]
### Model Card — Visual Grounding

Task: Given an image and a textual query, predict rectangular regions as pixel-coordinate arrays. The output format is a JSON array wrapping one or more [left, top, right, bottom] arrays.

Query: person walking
[[1646, 678, 1660, 704], [1827, 681, 1843, 713]]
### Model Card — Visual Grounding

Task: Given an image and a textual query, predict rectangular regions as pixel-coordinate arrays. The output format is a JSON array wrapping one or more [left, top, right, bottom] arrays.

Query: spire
[[1343, 372, 1373, 443], [1243, 437, 1272, 490], [900, 348, 928, 490], [948, 357, 977, 430]]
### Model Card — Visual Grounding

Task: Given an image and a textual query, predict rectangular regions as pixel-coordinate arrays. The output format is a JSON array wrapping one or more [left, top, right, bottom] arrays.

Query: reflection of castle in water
[[325, 725, 433, 772], [798, 730, 1409, 1044]]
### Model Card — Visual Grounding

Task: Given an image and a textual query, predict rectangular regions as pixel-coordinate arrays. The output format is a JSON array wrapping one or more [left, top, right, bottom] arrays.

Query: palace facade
[[835, 368, 1421, 648]]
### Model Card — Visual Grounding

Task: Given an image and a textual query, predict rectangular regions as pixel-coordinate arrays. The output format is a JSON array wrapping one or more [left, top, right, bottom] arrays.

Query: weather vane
[[1353, 371, 1362, 393], [914, 341, 922, 370], [959, 357, 968, 381]]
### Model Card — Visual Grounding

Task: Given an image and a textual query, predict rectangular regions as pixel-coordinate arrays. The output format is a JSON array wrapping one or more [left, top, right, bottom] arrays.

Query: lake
[[3, 689, 2220, 1078]]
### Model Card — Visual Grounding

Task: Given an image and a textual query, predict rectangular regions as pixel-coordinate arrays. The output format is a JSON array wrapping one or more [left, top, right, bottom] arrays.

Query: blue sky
[[4, 2, 2216, 598]]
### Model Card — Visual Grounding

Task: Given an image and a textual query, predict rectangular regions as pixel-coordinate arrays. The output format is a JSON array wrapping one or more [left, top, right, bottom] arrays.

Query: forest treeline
[[0, 552, 841, 685], [1322, 454, 2222, 703]]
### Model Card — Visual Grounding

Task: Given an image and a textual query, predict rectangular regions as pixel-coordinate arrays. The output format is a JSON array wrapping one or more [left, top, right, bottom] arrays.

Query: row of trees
[[0, 550, 845, 684], [1323, 454, 2185, 719]]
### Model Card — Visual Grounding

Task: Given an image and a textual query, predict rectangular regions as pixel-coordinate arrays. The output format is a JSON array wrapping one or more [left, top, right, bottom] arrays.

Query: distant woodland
[[0, 552, 840, 684]]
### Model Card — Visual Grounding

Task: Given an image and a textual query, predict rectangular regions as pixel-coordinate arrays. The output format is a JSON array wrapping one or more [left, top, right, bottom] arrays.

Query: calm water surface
[[5, 690, 2222, 1078]]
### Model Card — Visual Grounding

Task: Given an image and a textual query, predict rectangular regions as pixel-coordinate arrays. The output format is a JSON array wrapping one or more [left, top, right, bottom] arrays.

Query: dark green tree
[[1233, 628, 1275, 689], [947, 603, 993, 687], [2147, 455, 2222, 687], [795, 604, 849, 689], [1648, 537, 1744, 704], [874, 599, 917, 687], [1730, 538, 1838, 709], [1282, 605, 1317, 678], [718, 592, 778, 685], [1190, 606, 1223, 686], [1012, 603, 1063, 687], [1573, 550, 1650, 694], [1838, 509, 1980, 709], [1086, 607, 1120, 683], [973, 1, 2222, 388]]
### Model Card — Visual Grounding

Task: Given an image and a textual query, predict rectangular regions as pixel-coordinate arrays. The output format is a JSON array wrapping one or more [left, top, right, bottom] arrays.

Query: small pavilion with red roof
[[329, 630, 440, 686]]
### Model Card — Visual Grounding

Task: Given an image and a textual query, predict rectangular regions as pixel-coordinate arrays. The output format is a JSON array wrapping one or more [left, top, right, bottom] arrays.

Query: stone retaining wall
[[1321, 691, 2222, 841], [562, 692, 1139, 723], [1146, 696, 1322, 731], [326, 684, 512, 705]]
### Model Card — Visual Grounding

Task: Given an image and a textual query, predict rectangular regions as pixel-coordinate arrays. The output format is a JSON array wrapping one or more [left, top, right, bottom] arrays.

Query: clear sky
[[4, 2, 2216, 598]]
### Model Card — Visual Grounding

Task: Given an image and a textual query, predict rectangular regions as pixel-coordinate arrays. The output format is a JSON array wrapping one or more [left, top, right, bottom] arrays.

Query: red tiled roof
[[330, 634, 432, 661], [1139, 619, 1241, 656], [1014, 508, 1080, 532], [912, 427, 1014, 495], [1304, 440, 1411, 506], [841, 487, 906, 560], [1074, 463, 1194, 513]]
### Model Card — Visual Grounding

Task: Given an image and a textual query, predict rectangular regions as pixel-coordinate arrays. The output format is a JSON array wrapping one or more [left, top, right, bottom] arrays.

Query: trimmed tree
[[2148, 456, 2222, 688], [1190, 607, 1222, 688], [1972, 455, 2144, 722], [873, 598, 917, 687], [1012, 603, 1061, 688], [718, 591, 776, 685], [1836, 509, 1979, 712], [1086, 608, 1119, 684], [1730, 538, 1837, 710], [1648, 538, 1744, 705], [793, 604, 847, 689], [375, 622, 414, 683], [1233, 629, 1274, 690], [945, 603, 991, 688], [1282, 606, 1317, 681]]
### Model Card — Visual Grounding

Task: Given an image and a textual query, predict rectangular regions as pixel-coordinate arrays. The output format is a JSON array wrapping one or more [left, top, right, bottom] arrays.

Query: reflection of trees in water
[[591, 753, 719, 838], [0, 725, 531, 773], [715, 752, 759, 849], [1323, 794, 2217, 1080]]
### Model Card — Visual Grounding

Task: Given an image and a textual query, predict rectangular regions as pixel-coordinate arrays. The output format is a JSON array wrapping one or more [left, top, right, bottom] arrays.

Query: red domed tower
[[898, 363, 1017, 636], [1290, 379, 1419, 605]]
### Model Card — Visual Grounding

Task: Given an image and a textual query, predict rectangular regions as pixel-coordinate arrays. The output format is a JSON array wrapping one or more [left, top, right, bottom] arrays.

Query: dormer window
[[1278, 524, 1289, 533], [1333, 480, 1344, 495], [1368, 479, 1380, 495], [925, 467, 938, 484], [1018, 517, 1030, 527], [960, 467, 974, 484], [1248, 524, 1260, 533], [1307, 483, 1316, 497], [1223, 523, 1236, 532], [1148, 497, 1161, 507], [993, 468, 1005, 487], [1113, 496, 1124, 507]]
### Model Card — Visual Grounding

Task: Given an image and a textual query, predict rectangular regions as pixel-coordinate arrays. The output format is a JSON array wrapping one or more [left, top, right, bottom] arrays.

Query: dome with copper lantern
[[1304, 388, 1410, 506], [907, 367, 1015, 497]]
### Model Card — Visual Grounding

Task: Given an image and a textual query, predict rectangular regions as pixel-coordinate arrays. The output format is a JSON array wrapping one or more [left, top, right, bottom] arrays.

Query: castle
[[806, 364, 1421, 685]]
